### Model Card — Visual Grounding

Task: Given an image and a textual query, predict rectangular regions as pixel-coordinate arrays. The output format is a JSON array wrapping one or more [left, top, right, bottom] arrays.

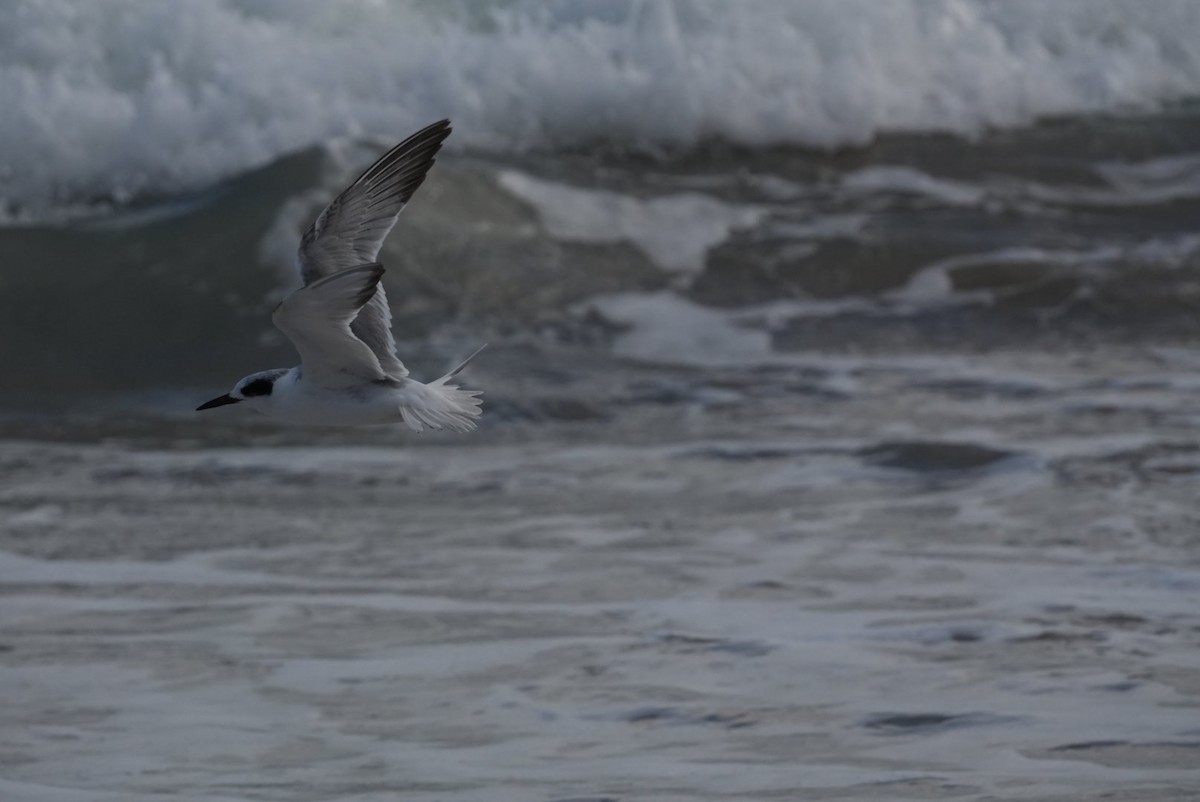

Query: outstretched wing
[[296, 119, 453, 379], [297, 121, 452, 278], [273, 264, 390, 387]]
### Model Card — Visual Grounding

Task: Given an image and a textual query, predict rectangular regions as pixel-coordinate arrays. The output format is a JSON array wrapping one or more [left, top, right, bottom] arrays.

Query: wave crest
[[3, 0, 1200, 214]]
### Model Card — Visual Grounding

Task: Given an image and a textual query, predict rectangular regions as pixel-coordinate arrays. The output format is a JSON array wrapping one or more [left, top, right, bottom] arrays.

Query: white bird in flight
[[197, 119, 484, 430]]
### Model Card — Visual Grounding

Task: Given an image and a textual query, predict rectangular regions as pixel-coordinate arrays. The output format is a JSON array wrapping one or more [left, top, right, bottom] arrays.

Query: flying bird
[[197, 119, 484, 430]]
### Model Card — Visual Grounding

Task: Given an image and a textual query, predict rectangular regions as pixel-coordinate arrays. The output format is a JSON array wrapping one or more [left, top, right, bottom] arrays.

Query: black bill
[[196, 394, 241, 411]]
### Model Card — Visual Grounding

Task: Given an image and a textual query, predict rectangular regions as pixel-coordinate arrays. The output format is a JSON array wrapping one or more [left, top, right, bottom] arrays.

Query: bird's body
[[224, 345, 485, 429], [197, 120, 484, 430], [236, 368, 412, 428], [232, 370, 433, 427]]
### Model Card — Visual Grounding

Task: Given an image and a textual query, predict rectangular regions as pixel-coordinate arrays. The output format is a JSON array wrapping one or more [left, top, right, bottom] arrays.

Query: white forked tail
[[399, 345, 487, 433]]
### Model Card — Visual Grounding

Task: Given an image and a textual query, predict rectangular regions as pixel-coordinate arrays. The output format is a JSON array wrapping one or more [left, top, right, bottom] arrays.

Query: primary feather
[[296, 119, 453, 379]]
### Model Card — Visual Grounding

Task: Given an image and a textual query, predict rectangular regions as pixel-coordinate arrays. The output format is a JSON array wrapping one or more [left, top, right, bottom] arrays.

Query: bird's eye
[[241, 378, 274, 397]]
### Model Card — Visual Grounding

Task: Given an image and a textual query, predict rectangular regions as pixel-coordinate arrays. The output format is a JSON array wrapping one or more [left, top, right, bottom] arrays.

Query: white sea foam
[[2, 0, 1200, 215], [6, 418, 1200, 799], [895, 234, 1200, 306], [499, 171, 765, 276], [584, 291, 773, 366], [841, 166, 986, 206]]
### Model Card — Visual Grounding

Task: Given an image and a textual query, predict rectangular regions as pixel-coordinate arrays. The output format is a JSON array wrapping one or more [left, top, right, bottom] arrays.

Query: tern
[[197, 119, 484, 430]]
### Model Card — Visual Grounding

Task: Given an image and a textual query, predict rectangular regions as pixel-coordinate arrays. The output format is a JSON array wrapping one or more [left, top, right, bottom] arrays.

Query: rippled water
[[3, 345, 1200, 800]]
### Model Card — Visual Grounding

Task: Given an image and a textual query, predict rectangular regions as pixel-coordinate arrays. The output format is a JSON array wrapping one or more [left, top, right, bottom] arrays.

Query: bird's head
[[196, 369, 289, 414]]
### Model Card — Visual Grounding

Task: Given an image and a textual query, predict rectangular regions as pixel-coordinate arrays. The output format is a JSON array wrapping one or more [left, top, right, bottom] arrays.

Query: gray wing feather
[[296, 119, 453, 379], [273, 264, 390, 386]]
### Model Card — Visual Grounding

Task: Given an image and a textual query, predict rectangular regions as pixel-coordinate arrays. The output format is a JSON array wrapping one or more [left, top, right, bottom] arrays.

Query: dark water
[[3, 105, 1200, 416]]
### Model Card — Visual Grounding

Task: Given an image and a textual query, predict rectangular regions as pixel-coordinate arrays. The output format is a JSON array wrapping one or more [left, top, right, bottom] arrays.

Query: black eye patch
[[241, 378, 274, 397]]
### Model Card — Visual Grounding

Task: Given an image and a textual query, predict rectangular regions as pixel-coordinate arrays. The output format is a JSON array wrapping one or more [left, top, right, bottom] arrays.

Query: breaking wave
[[3, 0, 1200, 215]]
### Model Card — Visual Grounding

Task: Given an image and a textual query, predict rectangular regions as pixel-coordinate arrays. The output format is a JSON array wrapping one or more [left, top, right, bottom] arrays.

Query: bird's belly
[[269, 384, 401, 427]]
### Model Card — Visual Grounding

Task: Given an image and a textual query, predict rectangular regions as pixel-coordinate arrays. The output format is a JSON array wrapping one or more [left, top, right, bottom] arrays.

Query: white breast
[[262, 370, 403, 426]]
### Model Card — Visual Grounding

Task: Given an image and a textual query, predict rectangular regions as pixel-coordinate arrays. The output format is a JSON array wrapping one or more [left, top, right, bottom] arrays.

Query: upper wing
[[296, 119, 453, 379], [272, 264, 390, 387], [297, 120, 452, 278]]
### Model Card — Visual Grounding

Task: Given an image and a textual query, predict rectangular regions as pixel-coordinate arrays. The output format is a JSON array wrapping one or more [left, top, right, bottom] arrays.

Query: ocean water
[[3, 0, 1200, 406], [2, 2, 1200, 800]]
